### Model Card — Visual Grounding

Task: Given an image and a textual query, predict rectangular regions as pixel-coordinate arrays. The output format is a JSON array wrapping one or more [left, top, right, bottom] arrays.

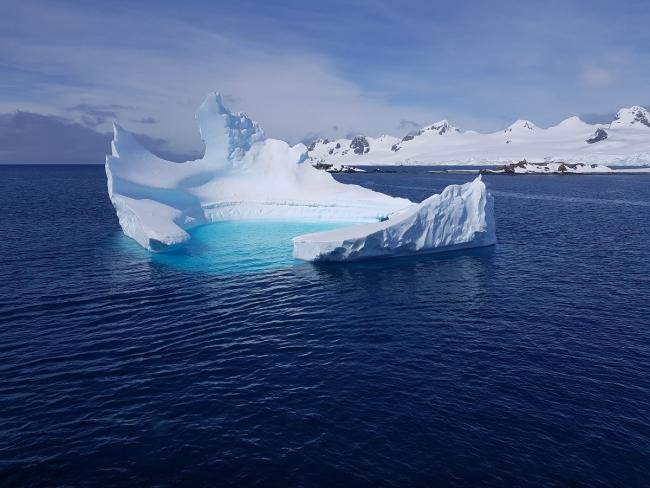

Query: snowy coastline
[[309, 106, 650, 167]]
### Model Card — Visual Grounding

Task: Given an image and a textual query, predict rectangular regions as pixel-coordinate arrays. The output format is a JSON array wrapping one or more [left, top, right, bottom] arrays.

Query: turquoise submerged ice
[[105, 92, 495, 261], [151, 221, 350, 274]]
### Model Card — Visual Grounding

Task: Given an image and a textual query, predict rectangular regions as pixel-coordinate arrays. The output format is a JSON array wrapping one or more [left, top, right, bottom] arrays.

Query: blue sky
[[1, 0, 650, 161]]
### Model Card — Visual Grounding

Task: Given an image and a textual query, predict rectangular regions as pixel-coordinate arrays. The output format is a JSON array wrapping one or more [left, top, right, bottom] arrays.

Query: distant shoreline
[[434, 169, 650, 176]]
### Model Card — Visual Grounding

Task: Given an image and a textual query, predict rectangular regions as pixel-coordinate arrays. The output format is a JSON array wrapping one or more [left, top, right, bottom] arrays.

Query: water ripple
[[0, 166, 649, 486]]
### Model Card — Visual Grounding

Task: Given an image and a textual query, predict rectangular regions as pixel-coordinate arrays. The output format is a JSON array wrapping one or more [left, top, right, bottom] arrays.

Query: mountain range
[[308, 106, 650, 166]]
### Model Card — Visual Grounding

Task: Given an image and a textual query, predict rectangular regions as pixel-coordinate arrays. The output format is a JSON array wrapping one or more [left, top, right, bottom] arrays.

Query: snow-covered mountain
[[308, 106, 650, 166]]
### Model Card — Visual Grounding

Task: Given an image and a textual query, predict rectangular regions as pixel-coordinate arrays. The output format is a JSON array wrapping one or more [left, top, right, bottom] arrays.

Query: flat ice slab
[[292, 176, 496, 262]]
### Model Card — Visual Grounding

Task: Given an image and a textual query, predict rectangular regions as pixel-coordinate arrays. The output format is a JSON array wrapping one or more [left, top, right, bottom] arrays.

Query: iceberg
[[106, 93, 410, 251], [292, 176, 495, 261], [106, 93, 496, 260]]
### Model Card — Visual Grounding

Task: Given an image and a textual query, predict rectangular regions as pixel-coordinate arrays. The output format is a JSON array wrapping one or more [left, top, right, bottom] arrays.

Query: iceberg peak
[[110, 121, 148, 159], [196, 92, 265, 165]]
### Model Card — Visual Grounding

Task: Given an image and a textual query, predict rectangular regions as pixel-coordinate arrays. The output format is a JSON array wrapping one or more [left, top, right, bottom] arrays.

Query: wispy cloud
[[0, 0, 447, 152], [131, 117, 157, 125], [580, 66, 615, 87], [399, 119, 421, 131], [65, 103, 132, 128], [0, 110, 196, 164]]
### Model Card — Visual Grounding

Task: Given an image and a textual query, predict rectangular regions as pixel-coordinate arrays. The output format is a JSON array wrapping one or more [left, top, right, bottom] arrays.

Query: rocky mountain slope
[[308, 107, 650, 166]]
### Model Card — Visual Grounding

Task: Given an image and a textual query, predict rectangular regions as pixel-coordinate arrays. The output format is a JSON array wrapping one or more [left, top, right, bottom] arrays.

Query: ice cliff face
[[309, 106, 650, 166], [293, 176, 495, 262]]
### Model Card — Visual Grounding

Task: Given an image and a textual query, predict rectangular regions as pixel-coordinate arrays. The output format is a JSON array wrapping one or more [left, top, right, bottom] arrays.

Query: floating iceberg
[[106, 93, 496, 260], [106, 93, 410, 251], [293, 176, 495, 261]]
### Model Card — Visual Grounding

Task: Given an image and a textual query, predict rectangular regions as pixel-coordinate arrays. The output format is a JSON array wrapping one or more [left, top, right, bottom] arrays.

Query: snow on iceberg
[[292, 176, 496, 262], [106, 92, 496, 260]]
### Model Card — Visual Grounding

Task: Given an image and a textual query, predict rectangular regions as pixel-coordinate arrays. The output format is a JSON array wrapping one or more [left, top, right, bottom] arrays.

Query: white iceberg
[[106, 93, 410, 251], [292, 176, 495, 261], [106, 93, 496, 260]]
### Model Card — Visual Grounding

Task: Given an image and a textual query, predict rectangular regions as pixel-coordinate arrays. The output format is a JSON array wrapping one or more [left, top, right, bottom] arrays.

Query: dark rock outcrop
[[586, 128, 608, 144], [479, 160, 594, 175], [417, 121, 458, 136], [307, 138, 330, 152], [350, 136, 370, 155], [634, 111, 650, 127], [312, 162, 333, 170]]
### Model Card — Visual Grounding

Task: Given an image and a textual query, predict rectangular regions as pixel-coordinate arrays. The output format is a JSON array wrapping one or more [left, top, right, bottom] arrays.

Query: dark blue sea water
[[1, 165, 650, 487]]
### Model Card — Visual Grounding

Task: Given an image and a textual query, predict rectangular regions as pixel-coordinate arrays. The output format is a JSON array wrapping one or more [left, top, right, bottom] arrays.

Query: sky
[[2, 0, 650, 163]]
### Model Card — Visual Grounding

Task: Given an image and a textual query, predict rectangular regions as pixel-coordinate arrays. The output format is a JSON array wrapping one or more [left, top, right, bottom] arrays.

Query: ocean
[[1, 164, 649, 486]]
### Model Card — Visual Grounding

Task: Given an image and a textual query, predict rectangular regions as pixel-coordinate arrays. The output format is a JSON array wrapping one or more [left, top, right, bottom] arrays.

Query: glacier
[[309, 106, 650, 166], [293, 176, 495, 262], [106, 93, 495, 260]]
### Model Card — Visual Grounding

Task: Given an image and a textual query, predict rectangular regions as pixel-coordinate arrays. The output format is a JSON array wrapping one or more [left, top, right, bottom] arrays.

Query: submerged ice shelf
[[148, 221, 352, 274], [106, 93, 496, 262]]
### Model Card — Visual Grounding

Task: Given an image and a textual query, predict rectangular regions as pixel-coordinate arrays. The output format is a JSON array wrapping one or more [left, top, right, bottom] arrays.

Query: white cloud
[[580, 66, 615, 87], [2, 0, 650, 157], [0, 0, 443, 153]]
